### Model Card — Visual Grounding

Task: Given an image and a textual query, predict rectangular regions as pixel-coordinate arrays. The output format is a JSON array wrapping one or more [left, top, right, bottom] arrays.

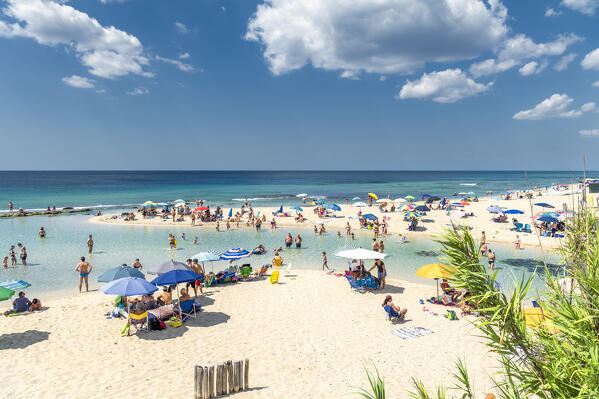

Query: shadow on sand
[[0, 330, 50, 350], [139, 311, 230, 341]]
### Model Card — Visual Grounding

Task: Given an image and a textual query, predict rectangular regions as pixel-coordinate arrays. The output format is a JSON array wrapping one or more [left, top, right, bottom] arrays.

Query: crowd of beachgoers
[[0, 182, 592, 398]]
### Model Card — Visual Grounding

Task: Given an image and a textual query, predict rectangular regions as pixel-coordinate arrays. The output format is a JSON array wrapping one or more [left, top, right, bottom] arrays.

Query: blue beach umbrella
[[486, 206, 503, 213], [315, 199, 326, 205], [326, 204, 342, 211], [538, 216, 559, 223], [228, 208, 233, 218], [292, 206, 303, 211], [0, 280, 31, 291], [535, 203, 555, 209], [503, 209, 524, 215], [220, 248, 251, 260], [98, 265, 144, 282], [362, 213, 378, 220], [539, 212, 560, 218], [150, 269, 201, 286], [99, 277, 158, 296], [414, 205, 429, 212], [191, 251, 222, 272]]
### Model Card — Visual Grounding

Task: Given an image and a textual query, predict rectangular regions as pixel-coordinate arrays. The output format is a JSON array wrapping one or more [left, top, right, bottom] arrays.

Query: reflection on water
[[0, 212, 561, 297]]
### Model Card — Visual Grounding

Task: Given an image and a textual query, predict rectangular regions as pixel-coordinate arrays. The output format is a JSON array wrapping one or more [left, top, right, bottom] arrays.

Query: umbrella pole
[[177, 284, 182, 320], [435, 279, 439, 299]]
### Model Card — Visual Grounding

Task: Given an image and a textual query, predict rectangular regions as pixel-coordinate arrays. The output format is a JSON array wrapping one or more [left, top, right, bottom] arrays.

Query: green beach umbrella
[[0, 286, 15, 301], [405, 195, 415, 200]]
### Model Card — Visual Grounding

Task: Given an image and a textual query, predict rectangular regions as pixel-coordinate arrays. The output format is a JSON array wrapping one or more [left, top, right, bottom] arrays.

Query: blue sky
[[0, 0, 598, 170]]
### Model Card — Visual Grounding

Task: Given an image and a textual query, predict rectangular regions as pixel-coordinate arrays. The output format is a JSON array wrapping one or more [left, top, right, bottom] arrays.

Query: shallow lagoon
[[0, 212, 560, 298]]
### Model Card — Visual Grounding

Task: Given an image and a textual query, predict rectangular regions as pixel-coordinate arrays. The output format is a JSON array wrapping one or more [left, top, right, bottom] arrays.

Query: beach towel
[[392, 326, 434, 340]]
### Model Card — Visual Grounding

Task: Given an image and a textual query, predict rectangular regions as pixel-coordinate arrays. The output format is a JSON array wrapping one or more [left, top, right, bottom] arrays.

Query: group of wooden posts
[[194, 359, 249, 399]]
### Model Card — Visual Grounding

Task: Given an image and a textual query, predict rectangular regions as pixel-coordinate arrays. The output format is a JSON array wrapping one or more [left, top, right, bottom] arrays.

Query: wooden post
[[233, 360, 240, 392], [227, 360, 234, 394], [208, 365, 215, 398], [202, 367, 209, 399], [244, 359, 249, 391], [195, 366, 204, 399], [220, 363, 227, 394]]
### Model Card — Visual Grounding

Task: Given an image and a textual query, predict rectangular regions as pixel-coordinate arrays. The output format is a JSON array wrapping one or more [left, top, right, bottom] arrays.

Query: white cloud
[[178, 52, 190, 59], [156, 56, 193, 72], [513, 93, 594, 120], [246, 0, 508, 76], [581, 102, 596, 112], [561, 0, 599, 15], [99, 0, 127, 3], [174, 22, 188, 34], [221, 6, 226, 12], [62, 75, 95, 88], [580, 129, 599, 136], [593, 80, 599, 87], [519, 61, 547, 76], [397, 68, 492, 103], [470, 33, 581, 77], [545, 8, 563, 16], [554, 53, 577, 71], [0, 0, 150, 79], [126, 87, 149, 95], [581, 48, 599, 70]]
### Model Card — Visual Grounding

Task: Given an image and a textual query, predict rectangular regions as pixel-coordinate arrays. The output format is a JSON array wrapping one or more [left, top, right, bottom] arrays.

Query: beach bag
[[445, 310, 458, 320], [149, 318, 163, 331], [169, 316, 182, 328]]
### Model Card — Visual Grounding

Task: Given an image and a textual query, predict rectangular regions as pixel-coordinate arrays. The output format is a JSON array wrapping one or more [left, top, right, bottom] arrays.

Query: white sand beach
[[93, 190, 591, 250], [0, 270, 496, 399]]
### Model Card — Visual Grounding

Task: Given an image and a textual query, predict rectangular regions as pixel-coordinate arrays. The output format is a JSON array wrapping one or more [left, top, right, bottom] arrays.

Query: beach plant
[[409, 204, 599, 398], [351, 366, 386, 399]]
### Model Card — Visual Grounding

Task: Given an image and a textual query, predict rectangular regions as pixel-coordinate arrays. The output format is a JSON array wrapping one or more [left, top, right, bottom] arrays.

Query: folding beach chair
[[176, 300, 197, 321], [129, 311, 149, 333]]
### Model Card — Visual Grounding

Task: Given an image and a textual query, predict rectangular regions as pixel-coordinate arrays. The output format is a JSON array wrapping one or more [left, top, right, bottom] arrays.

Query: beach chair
[[175, 300, 197, 321], [513, 223, 523, 232], [523, 224, 531, 233], [129, 311, 149, 333], [272, 205, 283, 216], [240, 266, 252, 279], [383, 305, 403, 321], [365, 276, 378, 290], [346, 276, 364, 292], [269, 270, 280, 284]]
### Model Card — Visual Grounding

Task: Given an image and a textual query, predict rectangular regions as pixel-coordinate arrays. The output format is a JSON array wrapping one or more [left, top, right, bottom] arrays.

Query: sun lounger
[[522, 224, 531, 233]]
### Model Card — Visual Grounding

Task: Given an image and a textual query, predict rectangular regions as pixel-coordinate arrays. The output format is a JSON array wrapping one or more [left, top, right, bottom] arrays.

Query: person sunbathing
[[440, 279, 461, 302], [157, 288, 172, 306], [382, 295, 407, 320], [29, 298, 42, 312]]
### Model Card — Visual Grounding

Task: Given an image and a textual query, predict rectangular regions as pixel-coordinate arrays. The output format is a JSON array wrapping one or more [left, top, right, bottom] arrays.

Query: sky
[[0, 0, 598, 171]]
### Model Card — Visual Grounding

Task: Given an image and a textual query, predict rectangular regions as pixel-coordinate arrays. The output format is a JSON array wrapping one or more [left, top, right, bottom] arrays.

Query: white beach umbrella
[[393, 198, 407, 203], [353, 201, 368, 207], [335, 248, 388, 260]]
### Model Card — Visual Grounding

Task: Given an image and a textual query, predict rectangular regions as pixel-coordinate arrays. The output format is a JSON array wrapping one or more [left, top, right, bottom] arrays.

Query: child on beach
[[515, 235, 521, 250], [2, 256, 7, 268]]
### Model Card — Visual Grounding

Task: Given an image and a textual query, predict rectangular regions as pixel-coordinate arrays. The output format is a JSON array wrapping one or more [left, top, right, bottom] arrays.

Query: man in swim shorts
[[75, 256, 92, 292], [487, 250, 495, 270], [87, 235, 94, 254]]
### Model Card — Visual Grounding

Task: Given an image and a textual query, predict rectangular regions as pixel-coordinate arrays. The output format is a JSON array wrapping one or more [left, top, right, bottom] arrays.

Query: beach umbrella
[[535, 203, 555, 209], [486, 206, 503, 213], [450, 210, 466, 219], [0, 286, 15, 301], [98, 266, 144, 283], [143, 201, 155, 207], [421, 194, 433, 200], [314, 199, 326, 206], [335, 247, 388, 260], [220, 248, 251, 260], [405, 195, 415, 200], [535, 211, 559, 219], [458, 192, 467, 195], [538, 216, 559, 223], [155, 202, 168, 207], [147, 260, 191, 275], [195, 207, 209, 212], [292, 206, 303, 211], [450, 203, 464, 207], [503, 209, 524, 215], [414, 205, 429, 212], [99, 277, 158, 296], [399, 204, 413, 212], [326, 204, 341, 211], [352, 197, 360, 200], [368, 193, 378, 200], [416, 263, 457, 298], [403, 211, 421, 219], [353, 201, 368, 207], [362, 213, 378, 220], [460, 202, 470, 206], [376, 198, 391, 203], [0, 280, 31, 291], [393, 198, 406, 203], [191, 251, 222, 273], [228, 208, 233, 218], [150, 269, 201, 286]]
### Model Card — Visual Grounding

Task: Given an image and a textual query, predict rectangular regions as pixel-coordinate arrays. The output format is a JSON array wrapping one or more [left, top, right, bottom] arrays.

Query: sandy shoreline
[[0, 270, 497, 398], [91, 191, 589, 250]]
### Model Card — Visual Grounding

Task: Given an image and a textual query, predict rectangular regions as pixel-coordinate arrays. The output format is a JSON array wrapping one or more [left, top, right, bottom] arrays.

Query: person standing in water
[[39, 227, 46, 238], [75, 257, 92, 292], [87, 235, 94, 254], [295, 234, 302, 248], [488, 249, 495, 270], [285, 233, 293, 248], [132, 258, 142, 270], [18, 244, 27, 266], [322, 252, 329, 270]]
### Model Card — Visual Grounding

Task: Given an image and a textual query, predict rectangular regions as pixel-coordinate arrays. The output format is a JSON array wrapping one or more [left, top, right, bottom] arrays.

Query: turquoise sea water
[[0, 171, 569, 298]]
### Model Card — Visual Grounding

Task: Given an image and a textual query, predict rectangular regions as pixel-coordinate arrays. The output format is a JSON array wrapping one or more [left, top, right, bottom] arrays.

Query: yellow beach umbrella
[[368, 193, 378, 200], [416, 263, 457, 298], [143, 201, 156, 207]]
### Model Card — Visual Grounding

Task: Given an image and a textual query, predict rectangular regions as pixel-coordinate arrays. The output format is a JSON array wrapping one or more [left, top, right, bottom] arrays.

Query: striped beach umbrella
[[220, 248, 251, 260], [0, 280, 31, 291], [0, 286, 15, 301]]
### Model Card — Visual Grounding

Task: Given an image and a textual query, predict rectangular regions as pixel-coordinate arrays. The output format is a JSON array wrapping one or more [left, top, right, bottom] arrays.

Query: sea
[[0, 171, 587, 298]]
